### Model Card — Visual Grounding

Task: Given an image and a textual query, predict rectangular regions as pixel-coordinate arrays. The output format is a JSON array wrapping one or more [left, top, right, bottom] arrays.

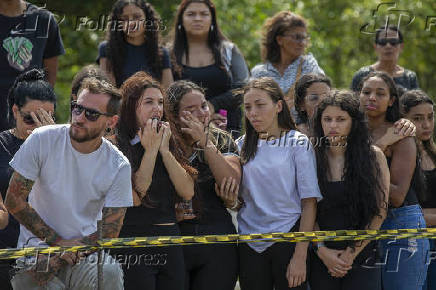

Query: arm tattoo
[[5, 172, 61, 245], [101, 207, 127, 239]]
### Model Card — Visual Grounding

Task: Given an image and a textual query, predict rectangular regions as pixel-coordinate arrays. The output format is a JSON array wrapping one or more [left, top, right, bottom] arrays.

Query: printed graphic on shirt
[[2, 36, 33, 71]]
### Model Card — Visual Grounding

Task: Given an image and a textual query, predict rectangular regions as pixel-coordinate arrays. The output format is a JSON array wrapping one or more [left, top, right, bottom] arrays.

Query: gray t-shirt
[[236, 130, 322, 253], [10, 125, 132, 249]]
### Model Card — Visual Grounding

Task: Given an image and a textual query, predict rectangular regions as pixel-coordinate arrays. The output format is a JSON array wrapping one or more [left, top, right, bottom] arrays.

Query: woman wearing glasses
[[351, 25, 419, 92], [0, 69, 56, 289], [294, 73, 332, 136], [251, 11, 324, 123]]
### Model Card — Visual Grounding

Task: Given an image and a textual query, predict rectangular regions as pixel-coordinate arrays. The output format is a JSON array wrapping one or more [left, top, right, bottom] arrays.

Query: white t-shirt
[[236, 130, 322, 253], [10, 125, 133, 248]]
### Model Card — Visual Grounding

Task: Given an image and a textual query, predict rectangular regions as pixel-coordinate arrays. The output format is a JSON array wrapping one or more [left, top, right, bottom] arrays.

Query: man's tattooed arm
[[5, 171, 62, 245], [101, 207, 127, 239]]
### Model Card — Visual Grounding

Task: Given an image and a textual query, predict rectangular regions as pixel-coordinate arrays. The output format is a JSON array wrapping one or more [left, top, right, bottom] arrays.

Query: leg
[[308, 248, 341, 290], [156, 246, 185, 290], [189, 243, 238, 290], [239, 242, 273, 290], [66, 252, 124, 290], [270, 242, 306, 290], [10, 268, 65, 290], [342, 263, 381, 290]]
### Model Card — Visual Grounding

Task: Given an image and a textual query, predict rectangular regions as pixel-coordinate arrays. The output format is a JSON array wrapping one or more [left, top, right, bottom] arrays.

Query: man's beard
[[69, 124, 102, 143]]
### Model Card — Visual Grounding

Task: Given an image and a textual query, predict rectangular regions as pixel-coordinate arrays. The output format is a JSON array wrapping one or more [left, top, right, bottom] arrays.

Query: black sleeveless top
[[422, 169, 436, 208], [317, 181, 376, 263], [122, 153, 177, 230], [386, 157, 420, 207]]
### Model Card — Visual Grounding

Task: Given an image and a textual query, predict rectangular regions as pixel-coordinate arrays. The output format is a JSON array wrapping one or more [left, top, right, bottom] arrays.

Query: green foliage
[[33, 0, 436, 123]]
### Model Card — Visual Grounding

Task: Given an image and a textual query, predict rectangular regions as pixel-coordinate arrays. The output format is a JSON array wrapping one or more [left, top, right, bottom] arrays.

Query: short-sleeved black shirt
[[0, 130, 24, 249], [97, 40, 171, 86], [0, 3, 65, 131], [351, 65, 419, 92], [121, 152, 178, 231]]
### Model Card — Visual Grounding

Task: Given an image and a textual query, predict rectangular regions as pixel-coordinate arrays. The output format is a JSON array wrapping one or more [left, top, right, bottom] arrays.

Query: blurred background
[[28, 0, 436, 123]]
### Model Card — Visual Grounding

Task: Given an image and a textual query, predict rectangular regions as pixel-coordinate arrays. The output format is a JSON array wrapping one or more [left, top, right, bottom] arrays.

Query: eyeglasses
[[19, 110, 55, 125], [376, 38, 401, 46], [282, 33, 310, 43], [306, 94, 327, 103], [71, 101, 114, 122]]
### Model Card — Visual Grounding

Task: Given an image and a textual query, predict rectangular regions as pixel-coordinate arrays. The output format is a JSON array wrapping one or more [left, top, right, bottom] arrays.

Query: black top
[[0, 130, 24, 249], [121, 153, 177, 231], [180, 128, 239, 226], [422, 168, 436, 209], [176, 64, 241, 133], [0, 3, 65, 131], [317, 181, 375, 263], [97, 40, 171, 86], [386, 157, 420, 207], [351, 65, 419, 92]]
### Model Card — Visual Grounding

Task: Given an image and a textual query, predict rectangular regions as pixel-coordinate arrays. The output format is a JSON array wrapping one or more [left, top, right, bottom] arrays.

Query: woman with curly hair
[[400, 90, 436, 290], [309, 90, 389, 290], [169, 0, 249, 137], [165, 80, 242, 290], [98, 0, 173, 88], [359, 71, 429, 290], [251, 11, 324, 123], [115, 72, 194, 289]]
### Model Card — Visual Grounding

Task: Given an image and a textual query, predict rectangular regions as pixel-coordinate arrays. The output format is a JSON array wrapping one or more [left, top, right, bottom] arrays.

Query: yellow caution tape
[[0, 228, 435, 260]]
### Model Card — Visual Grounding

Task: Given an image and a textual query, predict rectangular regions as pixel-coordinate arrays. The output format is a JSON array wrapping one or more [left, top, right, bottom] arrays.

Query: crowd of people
[[0, 0, 434, 290]]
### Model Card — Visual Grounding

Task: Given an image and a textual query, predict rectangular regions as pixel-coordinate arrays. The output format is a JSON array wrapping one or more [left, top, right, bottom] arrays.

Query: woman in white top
[[235, 77, 322, 290]]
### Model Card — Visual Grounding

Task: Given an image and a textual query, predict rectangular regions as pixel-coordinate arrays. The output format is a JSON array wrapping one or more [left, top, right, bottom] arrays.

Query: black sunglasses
[[376, 38, 401, 46], [71, 101, 114, 122]]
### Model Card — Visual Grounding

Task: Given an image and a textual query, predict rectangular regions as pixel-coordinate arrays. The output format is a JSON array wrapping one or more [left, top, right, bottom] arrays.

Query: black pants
[[308, 245, 381, 290], [238, 242, 307, 290], [117, 224, 185, 290], [0, 261, 13, 290], [179, 222, 238, 290]]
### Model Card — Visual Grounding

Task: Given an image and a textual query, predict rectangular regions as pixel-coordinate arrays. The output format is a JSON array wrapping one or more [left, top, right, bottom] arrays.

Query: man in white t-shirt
[[5, 77, 133, 289]]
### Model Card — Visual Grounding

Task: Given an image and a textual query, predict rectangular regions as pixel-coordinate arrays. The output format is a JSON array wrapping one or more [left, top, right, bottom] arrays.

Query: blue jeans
[[423, 239, 436, 290], [379, 205, 429, 290]]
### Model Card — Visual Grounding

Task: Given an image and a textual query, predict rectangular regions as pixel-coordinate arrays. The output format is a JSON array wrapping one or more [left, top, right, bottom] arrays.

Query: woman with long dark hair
[[98, 0, 173, 88], [309, 90, 389, 290], [251, 11, 324, 123], [0, 68, 56, 289], [115, 72, 195, 289], [359, 71, 429, 290], [236, 77, 321, 289], [294, 73, 332, 135], [169, 0, 249, 136], [165, 80, 242, 290], [400, 90, 436, 290], [351, 25, 419, 92]]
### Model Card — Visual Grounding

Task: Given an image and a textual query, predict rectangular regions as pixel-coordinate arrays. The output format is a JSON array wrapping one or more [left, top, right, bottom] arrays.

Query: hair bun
[[16, 68, 46, 83]]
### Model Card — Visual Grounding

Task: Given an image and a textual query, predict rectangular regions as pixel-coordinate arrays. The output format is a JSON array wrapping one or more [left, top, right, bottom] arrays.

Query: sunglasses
[[19, 110, 55, 125], [376, 38, 401, 46], [71, 101, 114, 122], [282, 33, 310, 43]]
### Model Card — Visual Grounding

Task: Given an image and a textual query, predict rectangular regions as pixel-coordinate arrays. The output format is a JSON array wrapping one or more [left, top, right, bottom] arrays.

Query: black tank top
[[386, 157, 420, 207], [422, 168, 436, 208], [317, 181, 376, 263]]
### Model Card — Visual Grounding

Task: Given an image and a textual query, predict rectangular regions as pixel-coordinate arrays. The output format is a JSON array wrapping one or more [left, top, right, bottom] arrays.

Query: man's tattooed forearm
[[13, 204, 60, 245], [102, 207, 126, 239], [5, 172, 34, 213]]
